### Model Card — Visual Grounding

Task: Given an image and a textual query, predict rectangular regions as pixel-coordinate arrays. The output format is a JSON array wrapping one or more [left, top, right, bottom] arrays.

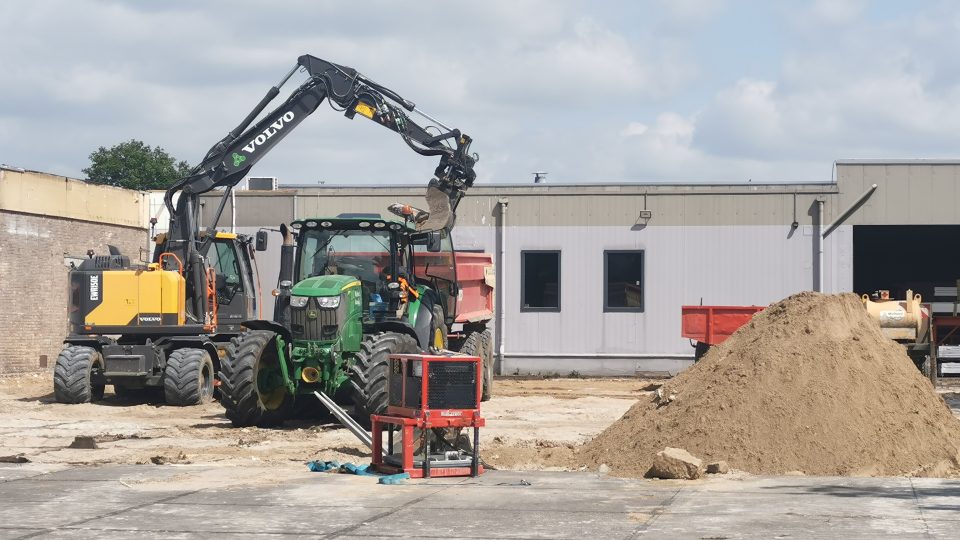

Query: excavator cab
[[200, 232, 261, 333]]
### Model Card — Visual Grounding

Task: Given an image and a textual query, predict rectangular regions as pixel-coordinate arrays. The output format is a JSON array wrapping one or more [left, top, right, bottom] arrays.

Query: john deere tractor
[[219, 209, 468, 426]]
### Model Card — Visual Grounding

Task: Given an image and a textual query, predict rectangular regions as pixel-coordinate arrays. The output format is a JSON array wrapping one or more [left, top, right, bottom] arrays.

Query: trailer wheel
[[431, 305, 448, 351], [693, 342, 711, 363], [219, 330, 292, 427], [163, 348, 215, 406], [458, 329, 494, 401], [349, 332, 419, 424], [213, 339, 239, 400], [53, 346, 105, 404]]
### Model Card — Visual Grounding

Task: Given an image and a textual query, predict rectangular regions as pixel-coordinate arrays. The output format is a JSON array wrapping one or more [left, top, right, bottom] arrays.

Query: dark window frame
[[520, 250, 561, 313], [603, 250, 645, 313]]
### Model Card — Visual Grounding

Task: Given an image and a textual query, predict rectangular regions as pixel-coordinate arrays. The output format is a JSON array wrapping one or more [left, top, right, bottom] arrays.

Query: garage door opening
[[853, 225, 960, 301], [855, 225, 960, 376]]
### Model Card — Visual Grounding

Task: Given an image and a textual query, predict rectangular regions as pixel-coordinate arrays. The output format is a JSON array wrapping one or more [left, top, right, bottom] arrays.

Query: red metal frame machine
[[371, 353, 485, 478]]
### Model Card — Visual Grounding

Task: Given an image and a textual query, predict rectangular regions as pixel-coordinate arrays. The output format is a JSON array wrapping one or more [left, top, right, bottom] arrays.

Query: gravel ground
[[0, 373, 640, 470]]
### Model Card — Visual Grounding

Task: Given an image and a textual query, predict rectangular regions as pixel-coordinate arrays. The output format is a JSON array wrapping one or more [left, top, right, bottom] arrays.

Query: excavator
[[55, 54, 476, 406]]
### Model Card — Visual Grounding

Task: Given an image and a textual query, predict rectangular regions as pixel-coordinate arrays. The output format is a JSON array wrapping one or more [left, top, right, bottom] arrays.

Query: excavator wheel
[[455, 329, 494, 401], [163, 348, 215, 406], [349, 332, 419, 425], [219, 330, 292, 427], [53, 345, 105, 404]]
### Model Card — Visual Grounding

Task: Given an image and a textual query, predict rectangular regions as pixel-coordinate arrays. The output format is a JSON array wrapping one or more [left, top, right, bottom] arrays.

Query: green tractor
[[219, 211, 485, 427]]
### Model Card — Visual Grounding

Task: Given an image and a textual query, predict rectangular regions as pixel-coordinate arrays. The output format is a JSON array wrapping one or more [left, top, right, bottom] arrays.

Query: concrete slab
[[645, 514, 933, 539], [76, 502, 386, 536], [1, 465, 959, 539], [0, 464, 67, 483]]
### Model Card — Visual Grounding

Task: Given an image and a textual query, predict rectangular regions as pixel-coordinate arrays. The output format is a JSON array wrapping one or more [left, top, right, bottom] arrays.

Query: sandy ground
[[0, 374, 640, 472], [2, 373, 957, 477]]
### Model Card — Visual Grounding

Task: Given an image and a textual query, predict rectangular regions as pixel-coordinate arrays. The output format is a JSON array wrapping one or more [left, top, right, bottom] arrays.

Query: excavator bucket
[[419, 180, 455, 231]]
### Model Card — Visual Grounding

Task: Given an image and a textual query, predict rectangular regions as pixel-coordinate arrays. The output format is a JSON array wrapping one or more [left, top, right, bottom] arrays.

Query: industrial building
[[0, 166, 149, 374], [195, 160, 960, 377], [4, 160, 959, 376]]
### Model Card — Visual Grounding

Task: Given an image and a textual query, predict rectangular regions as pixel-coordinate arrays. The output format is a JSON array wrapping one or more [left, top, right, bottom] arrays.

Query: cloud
[[809, 0, 868, 23], [0, 0, 702, 184], [656, 0, 728, 23], [1, 0, 959, 186], [609, 0, 960, 182]]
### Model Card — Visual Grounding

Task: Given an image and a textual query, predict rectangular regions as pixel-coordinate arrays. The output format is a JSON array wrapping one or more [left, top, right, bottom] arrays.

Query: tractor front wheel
[[349, 332, 419, 423], [219, 330, 292, 427]]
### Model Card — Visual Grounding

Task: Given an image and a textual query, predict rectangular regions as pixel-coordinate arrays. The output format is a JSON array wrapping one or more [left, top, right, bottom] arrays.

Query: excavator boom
[[162, 54, 477, 322]]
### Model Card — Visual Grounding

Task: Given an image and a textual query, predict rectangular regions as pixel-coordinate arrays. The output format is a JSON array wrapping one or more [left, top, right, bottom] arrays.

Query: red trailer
[[414, 251, 495, 399], [681, 305, 765, 360]]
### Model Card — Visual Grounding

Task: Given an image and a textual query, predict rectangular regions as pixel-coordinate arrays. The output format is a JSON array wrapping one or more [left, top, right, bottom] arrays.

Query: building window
[[521, 251, 560, 312], [604, 250, 644, 312]]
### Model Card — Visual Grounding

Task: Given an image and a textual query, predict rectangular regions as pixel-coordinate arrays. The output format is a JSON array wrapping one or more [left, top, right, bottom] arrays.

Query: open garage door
[[855, 225, 960, 377], [853, 225, 960, 301]]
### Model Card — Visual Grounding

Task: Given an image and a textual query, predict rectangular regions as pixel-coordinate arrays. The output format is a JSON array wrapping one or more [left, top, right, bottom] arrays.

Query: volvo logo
[[241, 111, 295, 155]]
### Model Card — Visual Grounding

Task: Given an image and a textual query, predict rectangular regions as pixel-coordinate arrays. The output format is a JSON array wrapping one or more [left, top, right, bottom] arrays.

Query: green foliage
[[82, 139, 192, 191]]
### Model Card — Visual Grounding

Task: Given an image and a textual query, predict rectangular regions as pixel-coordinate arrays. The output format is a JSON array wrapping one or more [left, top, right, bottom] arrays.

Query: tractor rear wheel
[[53, 346, 105, 404], [163, 348, 215, 406], [457, 329, 494, 401], [349, 332, 419, 423], [219, 330, 292, 427]]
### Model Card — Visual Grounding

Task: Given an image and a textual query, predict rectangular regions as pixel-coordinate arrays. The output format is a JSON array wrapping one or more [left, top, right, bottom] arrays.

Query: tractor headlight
[[317, 296, 340, 309], [289, 295, 309, 308]]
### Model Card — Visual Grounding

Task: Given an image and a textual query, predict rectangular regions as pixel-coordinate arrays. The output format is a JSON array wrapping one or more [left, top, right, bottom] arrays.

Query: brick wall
[[0, 211, 147, 373]]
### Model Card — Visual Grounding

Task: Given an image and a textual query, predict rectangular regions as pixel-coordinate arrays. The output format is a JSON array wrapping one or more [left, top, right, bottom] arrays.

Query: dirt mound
[[582, 292, 960, 477]]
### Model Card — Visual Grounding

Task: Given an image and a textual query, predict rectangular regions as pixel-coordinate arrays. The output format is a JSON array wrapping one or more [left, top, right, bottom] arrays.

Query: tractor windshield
[[297, 229, 396, 289]]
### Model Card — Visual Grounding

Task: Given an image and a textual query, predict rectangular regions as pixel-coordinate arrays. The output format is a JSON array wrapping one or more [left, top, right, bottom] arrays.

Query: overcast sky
[[2, 0, 958, 185]]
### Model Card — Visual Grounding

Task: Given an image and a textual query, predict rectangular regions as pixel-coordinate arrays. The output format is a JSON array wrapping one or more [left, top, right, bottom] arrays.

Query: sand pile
[[582, 292, 960, 477]]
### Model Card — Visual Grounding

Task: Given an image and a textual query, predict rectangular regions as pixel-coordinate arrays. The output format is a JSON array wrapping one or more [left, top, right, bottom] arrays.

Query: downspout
[[230, 186, 237, 233], [816, 199, 824, 293], [496, 198, 509, 375], [819, 183, 878, 293]]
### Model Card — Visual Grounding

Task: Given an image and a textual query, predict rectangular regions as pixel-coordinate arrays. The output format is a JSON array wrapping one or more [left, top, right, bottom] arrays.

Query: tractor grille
[[427, 361, 478, 409], [290, 302, 339, 341]]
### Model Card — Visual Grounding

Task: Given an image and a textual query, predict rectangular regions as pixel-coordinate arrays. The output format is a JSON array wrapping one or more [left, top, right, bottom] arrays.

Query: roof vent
[[247, 176, 279, 190]]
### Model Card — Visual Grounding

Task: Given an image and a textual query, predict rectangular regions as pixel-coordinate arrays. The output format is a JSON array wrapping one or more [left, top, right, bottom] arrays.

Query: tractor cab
[[292, 217, 425, 322], [286, 214, 454, 351]]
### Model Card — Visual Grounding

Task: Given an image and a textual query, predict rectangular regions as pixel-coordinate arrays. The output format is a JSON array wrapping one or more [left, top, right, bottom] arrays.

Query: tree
[[83, 140, 192, 191]]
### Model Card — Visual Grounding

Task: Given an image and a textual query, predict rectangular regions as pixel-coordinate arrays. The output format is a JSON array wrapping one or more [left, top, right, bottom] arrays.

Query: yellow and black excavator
[[55, 54, 476, 405]]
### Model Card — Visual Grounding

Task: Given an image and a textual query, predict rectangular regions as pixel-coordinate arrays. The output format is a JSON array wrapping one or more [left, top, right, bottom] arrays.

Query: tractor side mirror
[[426, 231, 442, 252], [255, 230, 269, 251]]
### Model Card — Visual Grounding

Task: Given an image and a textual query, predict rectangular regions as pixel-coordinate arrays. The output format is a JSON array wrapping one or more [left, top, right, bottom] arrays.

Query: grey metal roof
[[834, 159, 960, 165]]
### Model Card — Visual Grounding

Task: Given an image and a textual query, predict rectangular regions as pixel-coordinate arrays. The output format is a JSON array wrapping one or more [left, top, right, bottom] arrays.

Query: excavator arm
[[162, 54, 477, 323]]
